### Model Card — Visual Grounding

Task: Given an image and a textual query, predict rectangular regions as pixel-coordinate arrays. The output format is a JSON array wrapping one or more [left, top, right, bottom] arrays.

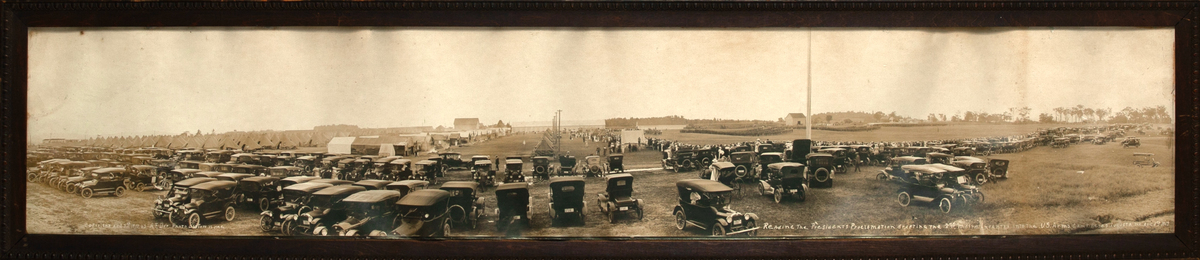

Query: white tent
[[327, 137, 356, 154], [620, 130, 646, 145]]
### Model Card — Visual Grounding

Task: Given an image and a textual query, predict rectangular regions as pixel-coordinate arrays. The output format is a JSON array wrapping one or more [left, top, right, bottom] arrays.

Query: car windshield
[[282, 190, 308, 203], [308, 195, 332, 208], [346, 202, 378, 218], [707, 192, 732, 207], [190, 189, 212, 200]]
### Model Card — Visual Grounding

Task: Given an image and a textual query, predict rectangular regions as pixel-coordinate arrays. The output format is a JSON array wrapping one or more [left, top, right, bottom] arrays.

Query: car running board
[[911, 196, 936, 203]]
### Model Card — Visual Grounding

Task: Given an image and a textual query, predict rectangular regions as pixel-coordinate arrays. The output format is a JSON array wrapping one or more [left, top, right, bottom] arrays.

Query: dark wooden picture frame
[[2, 0, 1196, 259]]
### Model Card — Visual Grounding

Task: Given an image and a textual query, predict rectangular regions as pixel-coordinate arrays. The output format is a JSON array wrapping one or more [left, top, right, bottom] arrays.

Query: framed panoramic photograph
[[2, 1, 1197, 259]]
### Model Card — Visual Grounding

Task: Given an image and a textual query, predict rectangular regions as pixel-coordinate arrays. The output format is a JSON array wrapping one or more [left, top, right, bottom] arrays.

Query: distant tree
[[1018, 107, 1032, 123], [826, 115, 833, 123], [873, 112, 885, 122], [1039, 113, 1055, 123], [964, 111, 977, 122]]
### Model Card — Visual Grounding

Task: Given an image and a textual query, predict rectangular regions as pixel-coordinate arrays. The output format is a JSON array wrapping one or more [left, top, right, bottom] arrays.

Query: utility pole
[[806, 28, 813, 139]]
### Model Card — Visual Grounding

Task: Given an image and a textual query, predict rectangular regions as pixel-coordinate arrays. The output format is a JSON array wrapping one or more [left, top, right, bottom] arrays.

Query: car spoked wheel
[[757, 184, 766, 196], [773, 190, 783, 204], [155, 179, 172, 190], [259, 215, 274, 232], [80, 188, 94, 199], [938, 197, 954, 214], [259, 199, 272, 212], [280, 219, 296, 236], [796, 191, 806, 202], [26, 173, 36, 183], [224, 206, 237, 222], [188, 213, 202, 229], [673, 211, 687, 230], [876, 173, 888, 180], [442, 221, 453, 238], [711, 224, 726, 236], [113, 186, 126, 197], [135, 183, 146, 192], [897, 191, 911, 207]]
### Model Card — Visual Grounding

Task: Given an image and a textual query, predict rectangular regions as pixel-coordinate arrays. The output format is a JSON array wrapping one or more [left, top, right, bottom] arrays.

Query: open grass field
[[26, 124, 1174, 237]]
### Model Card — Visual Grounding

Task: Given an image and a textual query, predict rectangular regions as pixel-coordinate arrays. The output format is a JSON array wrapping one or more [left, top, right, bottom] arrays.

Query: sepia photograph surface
[[25, 27, 1175, 238]]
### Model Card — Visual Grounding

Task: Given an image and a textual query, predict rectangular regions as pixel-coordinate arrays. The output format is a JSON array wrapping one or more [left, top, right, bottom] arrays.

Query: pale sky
[[28, 27, 1174, 141]]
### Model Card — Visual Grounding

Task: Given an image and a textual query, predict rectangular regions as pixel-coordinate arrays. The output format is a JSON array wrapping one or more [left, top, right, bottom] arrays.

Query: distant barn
[[784, 113, 806, 126], [454, 118, 480, 131]]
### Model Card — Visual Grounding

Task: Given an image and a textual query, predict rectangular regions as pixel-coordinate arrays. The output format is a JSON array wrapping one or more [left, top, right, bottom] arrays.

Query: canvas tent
[[327, 137, 355, 154], [620, 130, 646, 145]]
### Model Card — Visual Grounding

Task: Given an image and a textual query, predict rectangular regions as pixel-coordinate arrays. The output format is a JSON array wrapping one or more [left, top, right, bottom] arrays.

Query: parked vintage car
[[438, 152, 472, 170], [607, 154, 624, 173], [1122, 137, 1141, 148], [672, 179, 760, 236], [267, 166, 306, 178], [353, 179, 394, 190], [701, 162, 741, 193], [414, 160, 440, 185], [388, 159, 414, 181], [950, 158, 989, 185], [951, 147, 975, 156], [661, 149, 697, 173], [386, 180, 428, 198], [756, 152, 785, 178], [391, 189, 453, 238], [472, 160, 496, 187], [153, 177, 217, 220], [806, 153, 835, 188], [238, 176, 281, 211], [439, 181, 485, 230], [123, 165, 160, 192], [583, 155, 606, 177], [596, 173, 643, 223], [169, 180, 240, 229], [503, 158, 526, 183], [77, 167, 129, 198], [557, 155, 578, 176], [495, 182, 532, 235], [531, 156, 554, 181], [216, 173, 254, 183], [259, 182, 333, 234], [1052, 137, 1070, 148], [817, 148, 850, 173], [989, 159, 1011, 179], [304, 185, 368, 236], [926, 152, 954, 165], [727, 151, 756, 179], [548, 177, 587, 226], [758, 162, 809, 203], [894, 165, 984, 213], [878, 156, 929, 181], [333, 190, 403, 237]]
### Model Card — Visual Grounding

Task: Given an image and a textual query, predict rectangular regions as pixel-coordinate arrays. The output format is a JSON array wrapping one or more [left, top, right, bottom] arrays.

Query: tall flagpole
[[806, 28, 813, 139]]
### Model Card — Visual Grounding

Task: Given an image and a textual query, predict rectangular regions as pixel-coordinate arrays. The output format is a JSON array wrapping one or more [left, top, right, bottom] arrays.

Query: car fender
[[260, 211, 273, 217], [635, 199, 643, 207], [673, 205, 684, 215], [745, 213, 759, 222], [716, 218, 729, 227]]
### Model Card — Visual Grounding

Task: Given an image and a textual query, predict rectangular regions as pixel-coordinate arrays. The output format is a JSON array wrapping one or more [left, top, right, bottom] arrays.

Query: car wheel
[[224, 206, 237, 222], [188, 213, 202, 229], [314, 226, 328, 236], [711, 223, 726, 236], [635, 208, 644, 221], [796, 191, 806, 202], [26, 173, 36, 183], [442, 221, 453, 238], [113, 186, 126, 197], [607, 210, 616, 224], [975, 192, 986, 205], [259, 215, 274, 232], [897, 191, 911, 207], [757, 183, 766, 196], [259, 199, 272, 212], [66, 185, 77, 194], [135, 183, 146, 192], [673, 210, 687, 230], [155, 179, 172, 190], [876, 173, 888, 180], [449, 205, 466, 224], [773, 190, 783, 204], [80, 188, 94, 199], [938, 197, 954, 214], [280, 219, 296, 236], [745, 220, 758, 237], [814, 168, 830, 183], [974, 173, 987, 185]]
